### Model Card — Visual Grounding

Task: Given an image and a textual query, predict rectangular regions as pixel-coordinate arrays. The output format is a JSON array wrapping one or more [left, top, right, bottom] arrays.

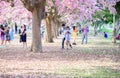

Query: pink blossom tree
[[0, 0, 119, 52]]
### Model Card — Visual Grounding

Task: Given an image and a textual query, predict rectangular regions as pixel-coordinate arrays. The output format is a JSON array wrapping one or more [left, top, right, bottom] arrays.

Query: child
[[65, 26, 71, 49]]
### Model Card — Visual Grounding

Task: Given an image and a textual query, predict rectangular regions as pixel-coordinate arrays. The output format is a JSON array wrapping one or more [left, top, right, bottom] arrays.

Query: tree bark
[[94, 26, 98, 36], [112, 28, 117, 43], [45, 14, 54, 43], [112, 14, 116, 43], [52, 18, 58, 38], [56, 20, 60, 36], [31, 8, 42, 52], [116, 20, 120, 35]]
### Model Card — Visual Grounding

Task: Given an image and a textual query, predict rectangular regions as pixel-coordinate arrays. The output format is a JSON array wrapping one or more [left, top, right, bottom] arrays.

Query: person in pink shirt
[[116, 33, 120, 40], [81, 26, 89, 44]]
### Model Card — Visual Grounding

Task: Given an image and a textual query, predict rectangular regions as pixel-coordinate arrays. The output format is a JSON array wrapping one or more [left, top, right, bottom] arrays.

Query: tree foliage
[[115, 1, 120, 15]]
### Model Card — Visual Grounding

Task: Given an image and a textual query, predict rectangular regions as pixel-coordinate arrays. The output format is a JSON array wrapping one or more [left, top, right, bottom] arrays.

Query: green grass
[[55, 67, 120, 78]]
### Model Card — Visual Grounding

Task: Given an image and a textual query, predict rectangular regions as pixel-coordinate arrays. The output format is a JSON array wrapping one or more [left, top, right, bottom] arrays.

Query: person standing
[[15, 23, 18, 34], [116, 33, 120, 40], [81, 26, 89, 44], [72, 26, 78, 45], [5, 27, 10, 45], [62, 24, 66, 49], [103, 32, 108, 38], [62, 24, 72, 49], [65, 26, 72, 49], [10, 26, 14, 41], [19, 26, 22, 42], [0, 25, 5, 45], [20, 25, 27, 47]]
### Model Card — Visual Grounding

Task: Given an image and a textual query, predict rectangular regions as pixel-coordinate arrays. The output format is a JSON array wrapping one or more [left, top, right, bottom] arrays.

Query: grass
[[54, 67, 120, 78], [75, 48, 120, 55]]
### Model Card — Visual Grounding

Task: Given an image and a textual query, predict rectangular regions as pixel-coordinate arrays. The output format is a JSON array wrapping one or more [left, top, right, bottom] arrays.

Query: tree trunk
[[53, 19, 60, 38], [21, 0, 46, 52], [52, 18, 58, 38], [45, 15, 54, 43], [56, 20, 60, 36], [116, 20, 120, 35], [112, 14, 116, 43], [94, 26, 98, 36], [112, 28, 117, 43], [31, 8, 42, 52]]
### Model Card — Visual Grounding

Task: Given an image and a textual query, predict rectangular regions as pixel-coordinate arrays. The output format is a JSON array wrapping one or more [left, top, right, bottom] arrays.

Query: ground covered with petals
[[0, 36, 120, 78]]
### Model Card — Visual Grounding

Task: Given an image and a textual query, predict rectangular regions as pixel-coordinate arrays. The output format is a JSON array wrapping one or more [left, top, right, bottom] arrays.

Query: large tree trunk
[[21, 0, 46, 52], [45, 15, 54, 43], [31, 8, 42, 52]]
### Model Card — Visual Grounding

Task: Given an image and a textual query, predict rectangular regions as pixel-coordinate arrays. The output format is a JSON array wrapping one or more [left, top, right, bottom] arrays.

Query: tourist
[[65, 26, 72, 49], [19, 26, 22, 42], [15, 22, 18, 34], [10, 26, 14, 41], [5, 27, 10, 45], [0, 25, 5, 45], [81, 26, 89, 44], [104, 32, 108, 38], [19, 25, 27, 47], [116, 33, 120, 40], [72, 26, 78, 45], [62, 24, 72, 49]]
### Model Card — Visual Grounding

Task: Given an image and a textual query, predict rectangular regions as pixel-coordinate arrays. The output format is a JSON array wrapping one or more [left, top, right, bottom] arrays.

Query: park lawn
[[0, 35, 120, 78], [56, 67, 120, 78]]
